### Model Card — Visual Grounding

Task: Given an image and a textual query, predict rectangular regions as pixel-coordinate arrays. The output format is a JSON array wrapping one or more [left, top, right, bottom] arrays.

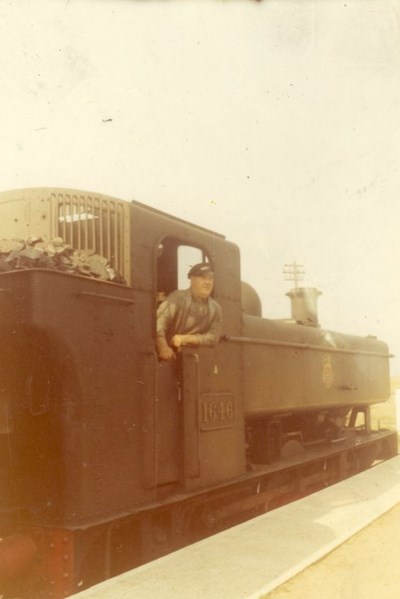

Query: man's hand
[[156, 337, 176, 361], [171, 334, 199, 348], [171, 334, 185, 348], [158, 346, 176, 361]]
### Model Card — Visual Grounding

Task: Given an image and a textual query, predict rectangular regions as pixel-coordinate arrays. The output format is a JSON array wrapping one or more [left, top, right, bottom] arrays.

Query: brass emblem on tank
[[322, 353, 334, 389]]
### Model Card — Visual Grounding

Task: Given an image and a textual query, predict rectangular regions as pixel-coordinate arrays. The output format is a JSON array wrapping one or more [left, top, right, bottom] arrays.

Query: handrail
[[140, 351, 159, 489], [183, 352, 201, 479], [224, 335, 391, 358]]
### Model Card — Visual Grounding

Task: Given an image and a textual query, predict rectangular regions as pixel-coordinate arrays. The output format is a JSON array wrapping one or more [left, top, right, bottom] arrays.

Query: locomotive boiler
[[0, 188, 396, 598]]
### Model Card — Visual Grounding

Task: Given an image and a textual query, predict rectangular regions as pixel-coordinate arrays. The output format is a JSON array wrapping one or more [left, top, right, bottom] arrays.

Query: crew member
[[156, 262, 222, 361]]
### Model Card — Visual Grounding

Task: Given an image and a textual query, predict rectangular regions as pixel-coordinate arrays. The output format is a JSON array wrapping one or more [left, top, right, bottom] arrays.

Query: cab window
[[156, 238, 210, 303]]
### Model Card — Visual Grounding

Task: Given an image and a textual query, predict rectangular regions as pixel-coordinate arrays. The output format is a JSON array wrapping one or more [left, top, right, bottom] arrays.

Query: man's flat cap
[[188, 262, 214, 278]]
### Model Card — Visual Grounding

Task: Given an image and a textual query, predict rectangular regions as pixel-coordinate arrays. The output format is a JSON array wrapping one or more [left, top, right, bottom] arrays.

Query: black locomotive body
[[0, 188, 396, 598]]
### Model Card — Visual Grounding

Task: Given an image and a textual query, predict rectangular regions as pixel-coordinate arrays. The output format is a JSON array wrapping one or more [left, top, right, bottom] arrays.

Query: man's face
[[190, 274, 214, 299]]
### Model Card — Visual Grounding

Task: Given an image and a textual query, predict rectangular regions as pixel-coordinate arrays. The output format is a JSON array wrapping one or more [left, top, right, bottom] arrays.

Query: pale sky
[[1, 0, 400, 374]]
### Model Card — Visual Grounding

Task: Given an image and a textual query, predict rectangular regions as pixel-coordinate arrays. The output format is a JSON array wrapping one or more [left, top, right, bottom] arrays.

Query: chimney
[[286, 287, 322, 327]]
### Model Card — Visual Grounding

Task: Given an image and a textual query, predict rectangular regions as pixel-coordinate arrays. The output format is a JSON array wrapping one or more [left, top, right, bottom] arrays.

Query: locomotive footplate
[[171, 427, 398, 538]]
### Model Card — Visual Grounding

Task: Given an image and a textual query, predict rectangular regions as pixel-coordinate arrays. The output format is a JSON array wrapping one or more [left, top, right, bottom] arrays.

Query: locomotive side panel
[[242, 316, 391, 416], [302, 332, 391, 410], [0, 278, 38, 529], [0, 269, 151, 527], [242, 344, 306, 412], [182, 343, 246, 491], [0, 272, 64, 529]]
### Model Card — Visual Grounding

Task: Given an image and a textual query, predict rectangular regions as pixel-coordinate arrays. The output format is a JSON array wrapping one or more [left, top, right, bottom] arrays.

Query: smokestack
[[286, 287, 322, 327]]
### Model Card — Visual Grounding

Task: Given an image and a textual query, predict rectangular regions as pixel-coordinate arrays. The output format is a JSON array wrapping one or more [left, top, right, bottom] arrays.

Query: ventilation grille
[[51, 192, 130, 283]]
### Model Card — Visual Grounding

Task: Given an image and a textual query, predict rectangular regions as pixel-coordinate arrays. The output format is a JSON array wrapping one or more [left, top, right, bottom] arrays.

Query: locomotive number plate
[[200, 393, 235, 431]]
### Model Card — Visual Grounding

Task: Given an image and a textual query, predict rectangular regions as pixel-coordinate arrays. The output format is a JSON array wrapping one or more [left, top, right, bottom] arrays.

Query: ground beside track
[[265, 501, 400, 599]]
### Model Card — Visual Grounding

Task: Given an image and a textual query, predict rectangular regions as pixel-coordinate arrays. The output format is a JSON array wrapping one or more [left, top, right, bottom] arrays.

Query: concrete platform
[[74, 455, 400, 599], [267, 501, 400, 598]]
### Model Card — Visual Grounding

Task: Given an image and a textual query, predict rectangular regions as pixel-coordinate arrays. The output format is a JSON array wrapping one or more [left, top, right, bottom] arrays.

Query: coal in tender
[[0, 236, 127, 284]]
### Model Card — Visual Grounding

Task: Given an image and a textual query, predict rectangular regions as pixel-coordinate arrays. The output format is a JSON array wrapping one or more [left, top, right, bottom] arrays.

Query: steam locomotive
[[0, 188, 396, 598]]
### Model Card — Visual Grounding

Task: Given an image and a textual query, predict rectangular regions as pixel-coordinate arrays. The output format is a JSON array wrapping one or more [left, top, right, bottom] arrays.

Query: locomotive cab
[[130, 205, 247, 493]]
